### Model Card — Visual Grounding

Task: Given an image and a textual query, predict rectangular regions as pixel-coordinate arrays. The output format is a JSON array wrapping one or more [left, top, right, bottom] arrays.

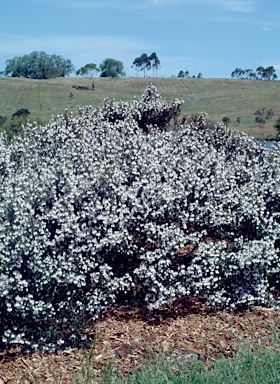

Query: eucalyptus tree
[[231, 68, 245, 78], [76, 63, 100, 89], [231, 66, 277, 80], [256, 66, 277, 80], [132, 57, 142, 77], [132, 53, 160, 77], [139, 53, 151, 77], [76, 63, 100, 77], [149, 52, 160, 77]]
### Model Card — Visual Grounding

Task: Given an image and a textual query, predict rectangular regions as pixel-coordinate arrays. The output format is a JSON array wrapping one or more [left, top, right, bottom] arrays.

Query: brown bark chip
[[0, 298, 279, 382]]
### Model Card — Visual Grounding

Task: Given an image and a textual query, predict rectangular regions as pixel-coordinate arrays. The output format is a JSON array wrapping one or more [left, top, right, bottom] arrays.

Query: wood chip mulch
[[0, 297, 280, 383]]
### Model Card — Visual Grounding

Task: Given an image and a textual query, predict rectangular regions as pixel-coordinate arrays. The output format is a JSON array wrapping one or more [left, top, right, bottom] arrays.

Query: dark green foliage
[[274, 117, 280, 137], [5, 51, 74, 79], [256, 66, 277, 80], [149, 52, 160, 77], [0, 115, 7, 127], [231, 68, 256, 79], [12, 108, 30, 119], [132, 52, 160, 77], [222, 116, 230, 126], [254, 107, 266, 117], [255, 115, 266, 127], [266, 108, 274, 120], [177, 70, 201, 78], [100, 58, 125, 77], [133, 53, 150, 77], [254, 107, 274, 127], [76, 63, 100, 77], [0, 109, 41, 143], [236, 117, 241, 124], [0, 116, 26, 143], [231, 66, 277, 80]]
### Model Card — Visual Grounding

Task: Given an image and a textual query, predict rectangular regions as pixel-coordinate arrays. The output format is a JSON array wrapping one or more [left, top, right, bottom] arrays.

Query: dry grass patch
[[1, 77, 280, 139]]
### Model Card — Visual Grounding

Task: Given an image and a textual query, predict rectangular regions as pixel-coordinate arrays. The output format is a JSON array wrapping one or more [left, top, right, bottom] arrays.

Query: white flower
[[1, 85, 280, 349]]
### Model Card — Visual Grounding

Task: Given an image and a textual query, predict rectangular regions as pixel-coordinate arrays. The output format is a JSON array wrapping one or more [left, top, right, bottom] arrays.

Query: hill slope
[[0, 76, 279, 139]]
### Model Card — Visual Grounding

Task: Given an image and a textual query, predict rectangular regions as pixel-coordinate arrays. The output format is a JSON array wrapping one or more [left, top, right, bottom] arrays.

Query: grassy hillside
[[1, 76, 280, 139]]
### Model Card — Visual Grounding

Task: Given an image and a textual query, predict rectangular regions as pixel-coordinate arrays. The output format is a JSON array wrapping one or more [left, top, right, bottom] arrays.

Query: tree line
[[231, 66, 277, 80], [2, 51, 278, 80], [3, 52, 127, 79], [177, 70, 203, 78], [2, 51, 161, 80]]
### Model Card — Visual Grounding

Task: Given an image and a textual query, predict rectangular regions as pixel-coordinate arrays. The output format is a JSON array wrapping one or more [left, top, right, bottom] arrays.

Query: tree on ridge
[[99, 58, 125, 77], [5, 51, 74, 79]]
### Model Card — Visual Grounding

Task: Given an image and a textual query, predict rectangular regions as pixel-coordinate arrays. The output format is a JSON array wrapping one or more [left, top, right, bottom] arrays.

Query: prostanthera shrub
[[0, 85, 280, 350]]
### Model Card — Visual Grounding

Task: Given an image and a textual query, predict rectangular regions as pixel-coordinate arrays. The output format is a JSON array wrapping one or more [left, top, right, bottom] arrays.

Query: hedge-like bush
[[0, 85, 280, 351]]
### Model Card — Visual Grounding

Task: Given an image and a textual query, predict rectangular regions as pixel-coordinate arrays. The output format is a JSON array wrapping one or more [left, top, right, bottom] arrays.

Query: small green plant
[[12, 108, 30, 119], [0, 111, 42, 144], [274, 116, 280, 137], [266, 108, 274, 120], [0, 115, 7, 127], [222, 116, 230, 126], [254, 107, 274, 127], [79, 348, 95, 384], [0, 115, 26, 142]]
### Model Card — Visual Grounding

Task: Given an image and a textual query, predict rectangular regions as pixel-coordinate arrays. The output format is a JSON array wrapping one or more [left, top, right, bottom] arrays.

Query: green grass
[[1, 76, 280, 139], [93, 343, 280, 384], [73, 332, 280, 384]]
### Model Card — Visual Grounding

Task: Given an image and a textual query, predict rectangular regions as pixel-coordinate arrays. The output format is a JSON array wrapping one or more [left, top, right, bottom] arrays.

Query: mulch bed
[[0, 297, 280, 383]]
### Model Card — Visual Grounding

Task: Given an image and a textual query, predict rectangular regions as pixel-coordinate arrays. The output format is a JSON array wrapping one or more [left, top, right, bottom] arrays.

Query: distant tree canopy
[[178, 70, 186, 78], [76, 63, 100, 77], [99, 58, 125, 78], [231, 66, 277, 80], [177, 70, 202, 78], [132, 52, 160, 77], [5, 51, 74, 79], [149, 52, 160, 77]]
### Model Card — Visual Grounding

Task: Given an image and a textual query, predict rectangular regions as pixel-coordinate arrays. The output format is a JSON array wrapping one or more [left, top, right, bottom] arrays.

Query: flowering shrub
[[0, 84, 280, 350]]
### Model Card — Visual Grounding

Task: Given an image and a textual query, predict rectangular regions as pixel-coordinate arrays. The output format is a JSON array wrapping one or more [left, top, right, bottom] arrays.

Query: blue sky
[[1, 0, 280, 78]]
